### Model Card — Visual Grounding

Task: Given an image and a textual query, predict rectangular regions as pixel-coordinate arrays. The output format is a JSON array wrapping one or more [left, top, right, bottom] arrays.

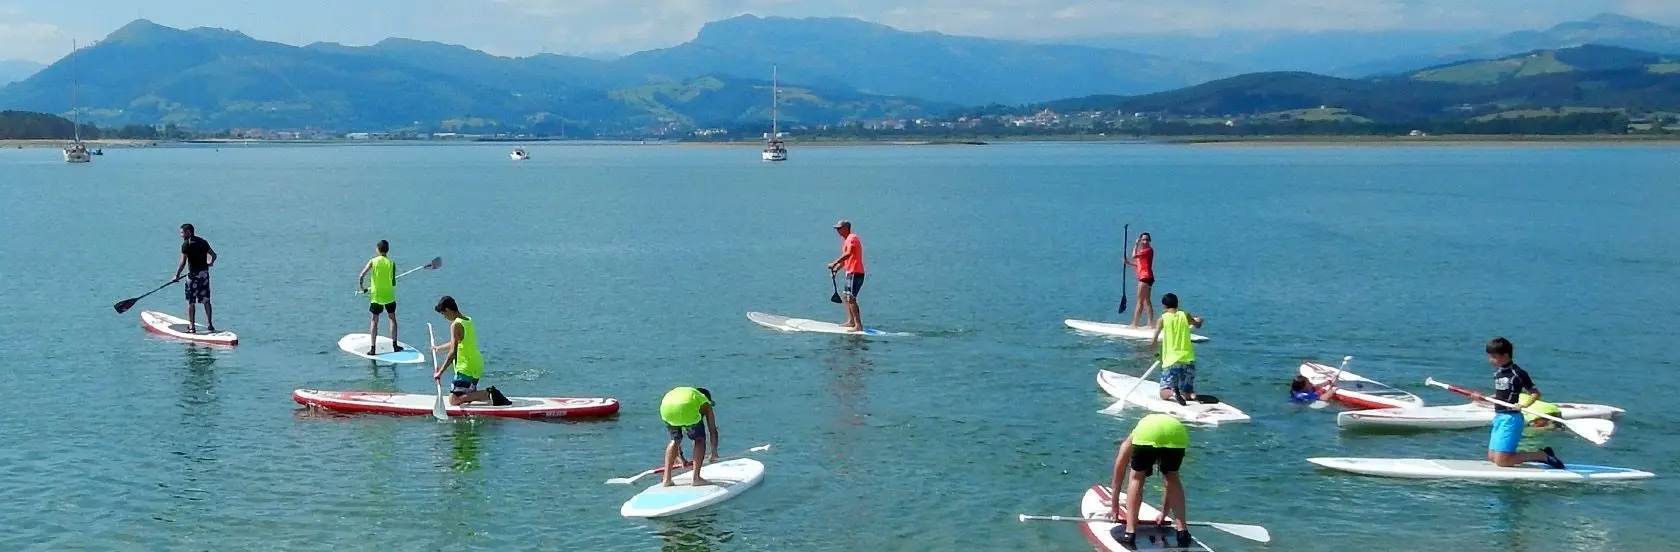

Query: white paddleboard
[[1096, 369, 1249, 425], [746, 311, 904, 336], [1307, 457, 1655, 482], [1079, 484, 1214, 551], [1065, 319, 1209, 342], [139, 310, 238, 346], [337, 333, 426, 364], [620, 457, 765, 518], [1298, 361, 1423, 409], [1337, 401, 1624, 430]]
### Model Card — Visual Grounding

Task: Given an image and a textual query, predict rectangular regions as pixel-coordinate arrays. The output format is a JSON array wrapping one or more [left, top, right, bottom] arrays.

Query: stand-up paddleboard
[[140, 310, 238, 346], [1337, 401, 1624, 430], [337, 333, 426, 364], [746, 312, 903, 336], [1065, 319, 1209, 342], [1078, 484, 1215, 551], [1307, 457, 1655, 482], [293, 389, 619, 418], [1299, 361, 1422, 410], [1096, 369, 1249, 425], [621, 458, 765, 518]]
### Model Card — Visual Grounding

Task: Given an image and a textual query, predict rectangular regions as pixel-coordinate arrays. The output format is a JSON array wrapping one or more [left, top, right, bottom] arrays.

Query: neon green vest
[[368, 255, 396, 305], [659, 387, 709, 427], [1131, 413, 1190, 449], [452, 316, 483, 379], [1160, 311, 1195, 366]]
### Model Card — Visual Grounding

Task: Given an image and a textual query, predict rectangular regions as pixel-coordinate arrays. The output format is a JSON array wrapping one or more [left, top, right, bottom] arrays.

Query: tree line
[[0, 110, 192, 140]]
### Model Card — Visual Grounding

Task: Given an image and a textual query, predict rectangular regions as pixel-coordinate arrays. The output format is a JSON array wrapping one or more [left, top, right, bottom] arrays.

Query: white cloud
[[0, 21, 65, 62]]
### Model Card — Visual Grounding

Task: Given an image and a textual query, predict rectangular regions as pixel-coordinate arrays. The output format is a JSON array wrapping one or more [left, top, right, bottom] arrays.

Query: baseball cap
[[833, 219, 851, 229]]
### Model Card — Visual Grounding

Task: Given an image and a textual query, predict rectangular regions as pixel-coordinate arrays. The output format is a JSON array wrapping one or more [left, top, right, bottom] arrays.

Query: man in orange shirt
[[826, 219, 866, 332]]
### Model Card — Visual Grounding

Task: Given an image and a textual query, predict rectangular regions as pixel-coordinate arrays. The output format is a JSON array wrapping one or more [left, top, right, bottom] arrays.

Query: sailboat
[[761, 65, 788, 162], [63, 40, 90, 164]]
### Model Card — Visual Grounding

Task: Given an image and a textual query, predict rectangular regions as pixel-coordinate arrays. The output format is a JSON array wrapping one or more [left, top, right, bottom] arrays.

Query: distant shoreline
[[7, 134, 1680, 150]]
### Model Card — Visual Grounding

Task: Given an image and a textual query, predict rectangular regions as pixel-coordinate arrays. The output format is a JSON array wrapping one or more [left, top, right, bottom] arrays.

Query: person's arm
[[206, 243, 217, 268], [1109, 436, 1134, 520], [702, 404, 719, 460], [1149, 319, 1163, 347], [432, 322, 462, 379], [175, 252, 187, 280], [1186, 311, 1204, 328], [1518, 373, 1540, 407], [828, 243, 854, 272], [357, 260, 371, 292]]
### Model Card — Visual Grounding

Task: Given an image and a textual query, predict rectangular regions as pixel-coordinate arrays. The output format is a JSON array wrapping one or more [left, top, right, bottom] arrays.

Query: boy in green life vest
[[659, 386, 719, 487], [1108, 413, 1194, 550], [1148, 293, 1205, 405], [430, 295, 511, 406], [357, 240, 400, 355]]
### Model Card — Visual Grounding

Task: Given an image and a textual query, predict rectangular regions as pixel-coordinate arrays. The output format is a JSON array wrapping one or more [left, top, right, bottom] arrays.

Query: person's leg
[[1180, 364, 1197, 401], [661, 426, 683, 486], [367, 303, 382, 354], [186, 302, 197, 332], [1139, 281, 1154, 326], [1158, 366, 1181, 401], [1486, 413, 1557, 466], [387, 303, 400, 351], [1160, 448, 1188, 532], [1129, 280, 1146, 327], [201, 273, 215, 332], [1124, 470, 1149, 535], [689, 425, 711, 486]]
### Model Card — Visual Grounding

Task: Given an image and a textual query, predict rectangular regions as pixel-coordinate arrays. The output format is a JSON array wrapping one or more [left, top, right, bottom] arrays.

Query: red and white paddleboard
[[140, 310, 238, 346], [1079, 485, 1214, 551], [1299, 361, 1422, 409], [292, 389, 619, 418]]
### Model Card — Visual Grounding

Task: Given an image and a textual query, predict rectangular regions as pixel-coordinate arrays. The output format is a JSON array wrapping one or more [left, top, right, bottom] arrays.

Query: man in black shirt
[[174, 224, 218, 333]]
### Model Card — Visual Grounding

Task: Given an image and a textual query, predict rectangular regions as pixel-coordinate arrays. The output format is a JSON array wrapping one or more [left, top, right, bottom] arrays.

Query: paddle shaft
[[113, 275, 185, 313], [359, 257, 441, 295], [1310, 356, 1353, 408], [1116, 361, 1162, 409], [1118, 223, 1129, 314], [1425, 378, 1568, 424], [428, 322, 448, 421]]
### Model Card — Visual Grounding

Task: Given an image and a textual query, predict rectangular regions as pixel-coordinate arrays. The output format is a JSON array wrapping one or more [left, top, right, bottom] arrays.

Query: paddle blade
[[113, 298, 139, 314], [1564, 418, 1615, 445], [1098, 400, 1129, 416], [426, 256, 443, 269], [1117, 294, 1128, 314], [433, 382, 449, 421], [1308, 400, 1329, 410], [1204, 522, 1271, 543], [830, 292, 842, 304]]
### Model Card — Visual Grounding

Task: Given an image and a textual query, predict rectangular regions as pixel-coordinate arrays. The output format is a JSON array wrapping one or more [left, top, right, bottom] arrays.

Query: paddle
[[1309, 355, 1354, 410], [428, 322, 448, 421], [358, 256, 443, 295], [1424, 377, 1613, 445], [1100, 361, 1162, 415], [1017, 514, 1271, 543], [829, 271, 842, 304], [1117, 223, 1129, 315], [605, 444, 773, 485], [112, 275, 185, 314]]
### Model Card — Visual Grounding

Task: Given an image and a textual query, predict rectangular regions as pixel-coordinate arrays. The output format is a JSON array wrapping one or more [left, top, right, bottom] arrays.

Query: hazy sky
[[4, 0, 1680, 63]]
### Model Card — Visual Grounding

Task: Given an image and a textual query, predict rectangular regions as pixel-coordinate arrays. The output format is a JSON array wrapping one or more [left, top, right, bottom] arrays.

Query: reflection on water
[[446, 419, 486, 474], [1490, 486, 1615, 552], [653, 511, 735, 552], [435, 419, 492, 544], [158, 345, 221, 523]]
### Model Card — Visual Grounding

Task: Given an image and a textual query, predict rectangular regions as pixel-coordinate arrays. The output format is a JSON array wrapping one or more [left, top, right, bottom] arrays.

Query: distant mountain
[[0, 19, 949, 133], [1058, 29, 1487, 75], [0, 59, 44, 85], [1348, 13, 1680, 77], [614, 15, 1234, 105], [1014, 44, 1680, 123]]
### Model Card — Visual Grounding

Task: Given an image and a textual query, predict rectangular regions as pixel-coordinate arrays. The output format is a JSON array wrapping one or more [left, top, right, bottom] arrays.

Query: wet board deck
[[1065, 319, 1209, 342], [746, 311, 905, 336], [293, 389, 619, 418], [337, 333, 426, 364], [1079, 485, 1214, 551], [140, 310, 238, 345], [1096, 370, 1249, 425], [1308, 457, 1654, 482], [621, 458, 765, 518]]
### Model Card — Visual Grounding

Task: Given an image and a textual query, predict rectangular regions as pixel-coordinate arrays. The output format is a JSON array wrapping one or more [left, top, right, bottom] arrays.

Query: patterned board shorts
[[185, 271, 211, 304]]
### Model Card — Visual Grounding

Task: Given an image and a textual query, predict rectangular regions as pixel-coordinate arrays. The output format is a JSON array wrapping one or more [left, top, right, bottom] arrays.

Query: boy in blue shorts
[[1483, 337, 1565, 469]]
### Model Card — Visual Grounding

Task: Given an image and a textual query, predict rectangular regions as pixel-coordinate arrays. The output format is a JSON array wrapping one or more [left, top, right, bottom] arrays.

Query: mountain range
[[5, 13, 1680, 133], [1011, 44, 1680, 124], [0, 60, 44, 85]]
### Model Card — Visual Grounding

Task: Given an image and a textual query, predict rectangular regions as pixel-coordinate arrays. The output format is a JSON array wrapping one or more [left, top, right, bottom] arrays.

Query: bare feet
[[691, 477, 713, 487], [660, 478, 674, 487]]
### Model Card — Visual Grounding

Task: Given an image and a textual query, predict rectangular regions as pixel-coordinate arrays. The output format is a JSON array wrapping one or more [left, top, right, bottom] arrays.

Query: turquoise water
[[2, 142, 1677, 551]]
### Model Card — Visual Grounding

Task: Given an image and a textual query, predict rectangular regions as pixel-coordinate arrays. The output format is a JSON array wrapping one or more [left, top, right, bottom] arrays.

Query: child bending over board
[[1109, 413, 1194, 549], [660, 386, 720, 487]]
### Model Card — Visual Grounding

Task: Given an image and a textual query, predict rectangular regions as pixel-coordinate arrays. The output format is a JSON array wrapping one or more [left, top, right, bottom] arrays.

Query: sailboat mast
[[770, 65, 778, 139], [70, 39, 79, 142]]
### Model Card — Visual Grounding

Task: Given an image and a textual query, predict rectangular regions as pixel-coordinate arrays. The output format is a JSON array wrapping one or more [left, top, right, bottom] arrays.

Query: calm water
[[2, 141, 1677, 551]]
